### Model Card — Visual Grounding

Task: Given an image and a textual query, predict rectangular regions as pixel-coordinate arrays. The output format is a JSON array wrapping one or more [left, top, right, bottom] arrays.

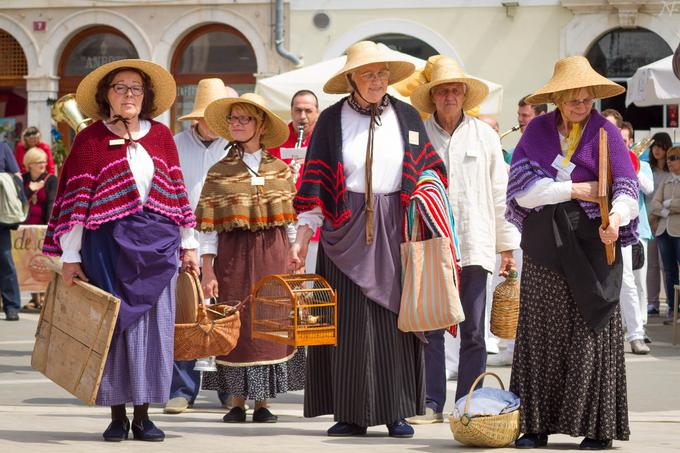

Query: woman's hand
[[599, 212, 621, 245], [498, 250, 515, 277], [61, 262, 88, 286], [288, 242, 308, 272], [180, 248, 199, 275], [571, 181, 599, 203], [201, 266, 219, 299]]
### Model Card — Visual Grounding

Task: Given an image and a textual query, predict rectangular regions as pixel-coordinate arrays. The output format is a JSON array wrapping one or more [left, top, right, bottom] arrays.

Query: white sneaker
[[487, 350, 513, 367], [164, 396, 189, 414], [406, 407, 444, 425]]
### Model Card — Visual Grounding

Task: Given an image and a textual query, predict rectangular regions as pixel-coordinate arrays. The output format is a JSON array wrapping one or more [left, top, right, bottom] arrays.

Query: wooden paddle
[[598, 128, 615, 265]]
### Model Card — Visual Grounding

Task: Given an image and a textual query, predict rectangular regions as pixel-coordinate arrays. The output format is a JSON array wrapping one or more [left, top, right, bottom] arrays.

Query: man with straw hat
[[42, 58, 198, 441], [164, 78, 237, 415], [505, 56, 638, 449], [288, 40, 447, 438], [410, 55, 520, 423], [196, 92, 305, 424]]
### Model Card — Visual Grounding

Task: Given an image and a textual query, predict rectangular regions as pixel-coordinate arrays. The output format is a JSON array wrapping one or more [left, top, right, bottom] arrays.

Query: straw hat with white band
[[179, 78, 235, 121], [204, 93, 289, 149], [526, 56, 624, 105], [410, 56, 489, 114], [323, 41, 416, 94], [75, 59, 176, 120]]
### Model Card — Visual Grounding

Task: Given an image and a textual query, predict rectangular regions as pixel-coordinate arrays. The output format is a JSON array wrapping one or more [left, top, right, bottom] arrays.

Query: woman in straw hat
[[505, 56, 638, 450], [288, 41, 446, 438], [42, 59, 198, 442], [196, 93, 305, 424]]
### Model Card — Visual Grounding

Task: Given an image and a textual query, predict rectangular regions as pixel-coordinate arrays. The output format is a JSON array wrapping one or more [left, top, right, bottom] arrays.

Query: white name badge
[[408, 130, 419, 145], [251, 176, 265, 186], [109, 139, 125, 146], [280, 147, 307, 160], [551, 155, 576, 177]]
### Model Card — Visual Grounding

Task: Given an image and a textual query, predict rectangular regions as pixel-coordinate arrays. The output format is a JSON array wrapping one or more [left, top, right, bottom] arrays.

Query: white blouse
[[297, 101, 405, 232], [59, 120, 198, 263], [198, 149, 297, 256]]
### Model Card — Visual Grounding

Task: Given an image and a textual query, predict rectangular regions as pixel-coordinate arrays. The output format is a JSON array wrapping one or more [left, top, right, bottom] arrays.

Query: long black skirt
[[510, 255, 630, 441], [303, 246, 425, 427]]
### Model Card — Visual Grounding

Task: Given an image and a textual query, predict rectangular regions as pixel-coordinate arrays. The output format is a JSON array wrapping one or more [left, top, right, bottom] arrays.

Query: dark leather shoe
[[5, 312, 19, 321], [386, 419, 414, 438], [223, 406, 246, 423], [327, 422, 367, 437], [102, 418, 129, 442], [252, 407, 278, 423], [515, 433, 548, 448], [131, 419, 164, 442], [579, 438, 612, 450]]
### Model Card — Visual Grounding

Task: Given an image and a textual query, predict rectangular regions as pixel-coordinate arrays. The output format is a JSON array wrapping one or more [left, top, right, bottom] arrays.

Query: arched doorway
[[171, 24, 257, 133], [586, 28, 674, 130], [0, 29, 28, 149], [57, 26, 139, 148], [367, 33, 438, 61]]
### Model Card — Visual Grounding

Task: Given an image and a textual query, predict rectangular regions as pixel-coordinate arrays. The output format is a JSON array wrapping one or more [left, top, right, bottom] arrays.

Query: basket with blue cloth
[[450, 371, 520, 447]]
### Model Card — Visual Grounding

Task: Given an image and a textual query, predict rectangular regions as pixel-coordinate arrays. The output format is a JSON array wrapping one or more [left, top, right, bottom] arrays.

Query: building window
[[0, 29, 28, 146], [367, 33, 437, 61], [171, 24, 257, 133], [0, 29, 28, 81]]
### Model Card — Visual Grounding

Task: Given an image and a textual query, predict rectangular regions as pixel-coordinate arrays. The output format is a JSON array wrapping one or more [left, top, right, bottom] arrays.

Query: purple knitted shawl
[[505, 109, 639, 246]]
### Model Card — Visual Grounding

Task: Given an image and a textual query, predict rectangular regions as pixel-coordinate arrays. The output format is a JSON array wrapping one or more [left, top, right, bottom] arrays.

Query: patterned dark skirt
[[510, 255, 630, 441]]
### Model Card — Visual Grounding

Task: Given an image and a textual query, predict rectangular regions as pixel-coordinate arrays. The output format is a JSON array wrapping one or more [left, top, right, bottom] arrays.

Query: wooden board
[[598, 128, 616, 265], [31, 273, 120, 405]]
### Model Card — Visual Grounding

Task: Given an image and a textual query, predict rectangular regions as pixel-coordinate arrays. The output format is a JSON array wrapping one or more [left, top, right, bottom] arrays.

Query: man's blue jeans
[[0, 228, 20, 315]]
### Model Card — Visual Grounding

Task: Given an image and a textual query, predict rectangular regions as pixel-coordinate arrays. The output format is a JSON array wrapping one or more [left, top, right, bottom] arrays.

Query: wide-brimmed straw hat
[[526, 56, 624, 105], [410, 56, 489, 114], [323, 41, 415, 94], [179, 78, 235, 121], [204, 92, 289, 148], [75, 58, 176, 120]]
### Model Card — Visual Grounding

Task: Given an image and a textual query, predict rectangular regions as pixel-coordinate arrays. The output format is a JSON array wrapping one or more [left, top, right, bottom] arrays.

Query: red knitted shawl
[[43, 120, 196, 256]]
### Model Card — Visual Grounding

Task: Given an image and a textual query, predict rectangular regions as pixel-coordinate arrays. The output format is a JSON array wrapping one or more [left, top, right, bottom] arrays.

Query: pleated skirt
[[510, 255, 630, 441], [303, 246, 425, 427]]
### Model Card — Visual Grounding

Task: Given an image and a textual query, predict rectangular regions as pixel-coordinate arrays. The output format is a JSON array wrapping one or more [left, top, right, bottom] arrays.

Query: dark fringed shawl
[[294, 95, 447, 228], [505, 109, 639, 246]]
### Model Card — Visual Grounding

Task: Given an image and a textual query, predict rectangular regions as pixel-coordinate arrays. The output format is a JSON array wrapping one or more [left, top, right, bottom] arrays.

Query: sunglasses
[[667, 155, 680, 162]]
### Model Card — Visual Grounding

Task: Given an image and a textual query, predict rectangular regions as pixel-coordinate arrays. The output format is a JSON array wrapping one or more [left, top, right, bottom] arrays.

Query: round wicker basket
[[490, 269, 520, 339], [449, 371, 520, 448]]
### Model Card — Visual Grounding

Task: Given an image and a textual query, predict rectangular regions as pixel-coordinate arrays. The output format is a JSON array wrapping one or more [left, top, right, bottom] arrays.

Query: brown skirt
[[214, 226, 295, 365], [510, 255, 630, 441]]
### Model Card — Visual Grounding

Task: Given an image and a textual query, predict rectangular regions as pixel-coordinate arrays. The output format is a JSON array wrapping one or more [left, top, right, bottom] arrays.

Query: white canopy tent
[[625, 55, 680, 107], [256, 51, 504, 120]]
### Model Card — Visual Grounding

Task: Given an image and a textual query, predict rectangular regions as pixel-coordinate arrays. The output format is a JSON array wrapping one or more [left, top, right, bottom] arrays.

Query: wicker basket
[[490, 269, 520, 339], [450, 371, 520, 448]]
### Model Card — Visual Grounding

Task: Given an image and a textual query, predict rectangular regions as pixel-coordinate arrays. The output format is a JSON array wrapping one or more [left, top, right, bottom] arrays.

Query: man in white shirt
[[409, 56, 521, 422], [164, 78, 237, 414]]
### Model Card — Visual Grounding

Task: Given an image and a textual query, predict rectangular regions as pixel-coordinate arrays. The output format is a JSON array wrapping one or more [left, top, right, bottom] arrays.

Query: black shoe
[[327, 422, 367, 437], [386, 419, 414, 438], [5, 312, 19, 321], [252, 407, 278, 423], [103, 418, 130, 442], [223, 406, 246, 423], [579, 438, 612, 450], [131, 419, 164, 441], [515, 433, 548, 448], [644, 332, 652, 344]]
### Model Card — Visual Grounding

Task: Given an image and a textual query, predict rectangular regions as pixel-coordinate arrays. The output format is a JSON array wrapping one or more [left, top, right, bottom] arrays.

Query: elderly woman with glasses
[[43, 59, 198, 442], [289, 41, 446, 438], [505, 57, 639, 450], [14, 126, 55, 175]]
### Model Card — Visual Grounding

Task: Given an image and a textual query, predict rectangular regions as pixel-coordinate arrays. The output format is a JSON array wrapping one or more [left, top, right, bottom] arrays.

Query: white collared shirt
[[424, 113, 520, 272]]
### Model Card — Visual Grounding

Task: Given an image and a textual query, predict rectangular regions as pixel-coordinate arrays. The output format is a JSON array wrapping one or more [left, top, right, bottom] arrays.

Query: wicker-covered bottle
[[490, 268, 520, 339]]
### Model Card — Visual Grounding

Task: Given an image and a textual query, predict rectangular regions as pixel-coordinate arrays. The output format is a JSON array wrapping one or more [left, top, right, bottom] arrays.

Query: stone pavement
[[0, 310, 679, 452]]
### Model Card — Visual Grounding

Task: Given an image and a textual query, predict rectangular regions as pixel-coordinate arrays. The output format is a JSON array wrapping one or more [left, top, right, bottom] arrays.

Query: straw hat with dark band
[[204, 92, 289, 149], [75, 59, 176, 120], [410, 55, 489, 114], [526, 56, 625, 105], [323, 41, 415, 94], [179, 78, 234, 121]]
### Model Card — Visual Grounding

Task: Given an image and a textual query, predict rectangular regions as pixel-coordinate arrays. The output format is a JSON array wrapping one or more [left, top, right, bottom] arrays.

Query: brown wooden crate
[[31, 273, 120, 405]]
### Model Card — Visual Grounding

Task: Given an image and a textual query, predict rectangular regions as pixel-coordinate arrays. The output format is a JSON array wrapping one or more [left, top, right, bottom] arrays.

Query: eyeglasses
[[109, 83, 144, 96], [227, 115, 254, 125], [33, 161, 47, 165], [667, 155, 680, 162], [564, 98, 593, 108], [359, 70, 390, 82]]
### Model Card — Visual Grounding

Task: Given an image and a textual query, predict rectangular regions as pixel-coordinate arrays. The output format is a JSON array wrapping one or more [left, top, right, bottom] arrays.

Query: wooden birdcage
[[251, 274, 337, 347]]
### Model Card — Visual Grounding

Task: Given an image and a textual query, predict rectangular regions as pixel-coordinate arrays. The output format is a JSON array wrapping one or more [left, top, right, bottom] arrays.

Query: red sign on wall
[[33, 21, 46, 32]]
